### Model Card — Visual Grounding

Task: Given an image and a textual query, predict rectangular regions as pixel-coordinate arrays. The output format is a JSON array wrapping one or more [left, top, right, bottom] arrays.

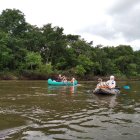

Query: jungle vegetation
[[0, 9, 140, 80]]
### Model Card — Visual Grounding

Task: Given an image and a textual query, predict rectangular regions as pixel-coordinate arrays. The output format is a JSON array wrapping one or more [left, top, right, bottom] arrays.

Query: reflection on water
[[0, 81, 140, 140], [92, 94, 118, 108], [48, 85, 77, 95]]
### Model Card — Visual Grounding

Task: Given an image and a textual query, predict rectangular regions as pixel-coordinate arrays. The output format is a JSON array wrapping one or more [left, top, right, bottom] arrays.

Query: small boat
[[48, 78, 78, 86], [93, 88, 120, 95]]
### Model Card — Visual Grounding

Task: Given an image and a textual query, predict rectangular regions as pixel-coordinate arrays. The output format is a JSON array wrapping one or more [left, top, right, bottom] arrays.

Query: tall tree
[[0, 9, 27, 37], [41, 24, 67, 65]]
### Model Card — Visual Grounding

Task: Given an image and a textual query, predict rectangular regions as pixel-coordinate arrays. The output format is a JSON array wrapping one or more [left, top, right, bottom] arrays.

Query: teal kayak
[[48, 78, 78, 86]]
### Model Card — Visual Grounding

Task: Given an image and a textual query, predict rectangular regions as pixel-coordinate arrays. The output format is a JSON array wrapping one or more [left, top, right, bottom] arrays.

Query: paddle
[[123, 85, 130, 90]]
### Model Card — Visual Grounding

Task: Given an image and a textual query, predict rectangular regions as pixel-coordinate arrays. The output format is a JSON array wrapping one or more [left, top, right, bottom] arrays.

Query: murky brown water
[[0, 80, 140, 140]]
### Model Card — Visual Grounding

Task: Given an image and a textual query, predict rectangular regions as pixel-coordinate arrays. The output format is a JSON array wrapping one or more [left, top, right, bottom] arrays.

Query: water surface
[[0, 80, 140, 140]]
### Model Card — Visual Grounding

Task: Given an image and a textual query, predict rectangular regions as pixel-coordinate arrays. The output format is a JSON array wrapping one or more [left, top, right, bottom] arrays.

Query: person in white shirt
[[106, 75, 116, 89]]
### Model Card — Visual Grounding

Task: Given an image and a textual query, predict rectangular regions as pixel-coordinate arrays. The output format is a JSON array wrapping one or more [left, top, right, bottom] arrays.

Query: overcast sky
[[1, 0, 140, 50]]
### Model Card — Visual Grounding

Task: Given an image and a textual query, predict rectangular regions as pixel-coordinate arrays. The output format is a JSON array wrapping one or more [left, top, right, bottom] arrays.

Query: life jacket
[[98, 82, 109, 88]]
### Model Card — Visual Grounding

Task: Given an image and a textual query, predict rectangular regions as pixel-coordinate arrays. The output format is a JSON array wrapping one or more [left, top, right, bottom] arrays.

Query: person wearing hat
[[106, 75, 116, 89]]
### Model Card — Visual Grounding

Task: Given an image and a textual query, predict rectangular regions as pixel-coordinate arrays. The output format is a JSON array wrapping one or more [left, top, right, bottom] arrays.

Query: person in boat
[[96, 78, 102, 89], [106, 75, 116, 89], [96, 78, 108, 89], [62, 75, 67, 82], [71, 77, 75, 83], [56, 74, 63, 82]]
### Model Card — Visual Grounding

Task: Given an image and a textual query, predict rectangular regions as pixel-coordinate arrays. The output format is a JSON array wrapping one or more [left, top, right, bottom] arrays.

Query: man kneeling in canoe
[[96, 76, 116, 89]]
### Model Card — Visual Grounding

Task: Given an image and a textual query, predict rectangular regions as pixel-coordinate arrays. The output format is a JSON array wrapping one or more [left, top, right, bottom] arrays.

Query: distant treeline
[[0, 9, 140, 80]]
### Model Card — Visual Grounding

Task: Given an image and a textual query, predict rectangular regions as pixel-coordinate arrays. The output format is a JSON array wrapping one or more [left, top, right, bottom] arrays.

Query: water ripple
[[0, 81, 140, 139]]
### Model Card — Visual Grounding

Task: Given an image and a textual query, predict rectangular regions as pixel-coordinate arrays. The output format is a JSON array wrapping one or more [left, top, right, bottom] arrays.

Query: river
[[0, 80, 140, 140]]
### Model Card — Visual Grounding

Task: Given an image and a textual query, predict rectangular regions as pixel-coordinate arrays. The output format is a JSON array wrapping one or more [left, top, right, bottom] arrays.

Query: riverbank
[[0, 71, 50, 80], [0, 71, 140, 81]]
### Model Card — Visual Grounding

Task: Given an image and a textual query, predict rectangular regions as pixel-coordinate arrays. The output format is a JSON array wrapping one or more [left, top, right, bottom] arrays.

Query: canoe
[[93, 88, 120, 95], [48, 78, 78, 86]]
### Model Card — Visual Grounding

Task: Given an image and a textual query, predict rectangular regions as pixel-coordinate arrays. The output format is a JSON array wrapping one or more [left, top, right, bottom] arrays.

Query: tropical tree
[[41, 24, 67, 65], [25, 52, 42, 70], [0, 31, 13, 70], [0, 8, 27, 37]]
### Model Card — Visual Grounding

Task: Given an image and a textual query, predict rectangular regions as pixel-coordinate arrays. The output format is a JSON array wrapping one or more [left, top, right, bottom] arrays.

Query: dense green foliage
[[0, 9, 140, 79]]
